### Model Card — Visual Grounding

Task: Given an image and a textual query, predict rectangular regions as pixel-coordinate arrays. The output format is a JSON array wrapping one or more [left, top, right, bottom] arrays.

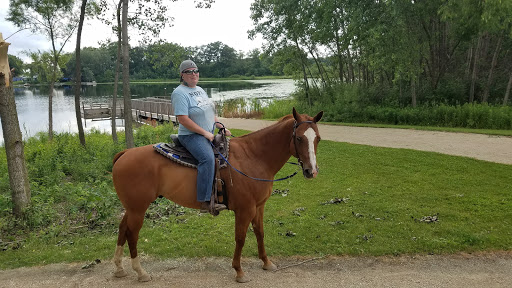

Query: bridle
[[210, 120, 318, 182], [292, 120, 315, 169]]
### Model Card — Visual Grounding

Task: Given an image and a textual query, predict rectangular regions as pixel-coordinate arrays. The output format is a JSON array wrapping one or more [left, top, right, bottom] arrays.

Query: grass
[[1, 128, 511, 270]]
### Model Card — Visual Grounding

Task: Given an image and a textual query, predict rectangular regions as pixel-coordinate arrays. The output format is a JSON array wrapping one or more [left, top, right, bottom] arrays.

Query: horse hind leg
[[126, 211, 151, 282], [113, 213, 128, 278], [113, 210, 151, 282]]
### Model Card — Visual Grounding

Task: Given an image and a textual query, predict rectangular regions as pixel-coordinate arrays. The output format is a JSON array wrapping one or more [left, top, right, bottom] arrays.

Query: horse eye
[[296, 136, 302, 142]]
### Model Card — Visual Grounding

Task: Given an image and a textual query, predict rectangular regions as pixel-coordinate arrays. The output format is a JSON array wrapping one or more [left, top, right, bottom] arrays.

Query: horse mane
[[277, 114, 293, 122]]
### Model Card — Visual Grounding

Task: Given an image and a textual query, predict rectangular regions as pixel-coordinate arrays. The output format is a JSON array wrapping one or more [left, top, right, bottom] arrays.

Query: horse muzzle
[[302, 166, 319, 179]]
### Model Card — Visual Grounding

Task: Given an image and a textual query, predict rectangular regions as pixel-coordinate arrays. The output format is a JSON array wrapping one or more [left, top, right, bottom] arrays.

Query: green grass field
[[1, 127, 511, 270]]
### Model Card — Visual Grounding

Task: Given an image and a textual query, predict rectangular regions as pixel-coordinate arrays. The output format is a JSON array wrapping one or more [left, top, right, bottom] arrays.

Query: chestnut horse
[[111, 108, 323, 282]]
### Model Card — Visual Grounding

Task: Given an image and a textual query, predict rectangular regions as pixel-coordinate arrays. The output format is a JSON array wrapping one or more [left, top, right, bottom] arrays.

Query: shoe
[[199, 202, 227, 213], [199, 202, 209, 213]]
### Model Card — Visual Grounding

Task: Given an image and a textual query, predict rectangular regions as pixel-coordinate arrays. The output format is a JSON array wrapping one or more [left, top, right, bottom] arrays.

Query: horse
[[111, 108, 323, 283]]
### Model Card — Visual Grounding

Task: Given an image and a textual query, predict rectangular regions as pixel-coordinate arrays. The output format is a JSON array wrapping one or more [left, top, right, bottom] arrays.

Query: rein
[[209, 121, 305, 182]]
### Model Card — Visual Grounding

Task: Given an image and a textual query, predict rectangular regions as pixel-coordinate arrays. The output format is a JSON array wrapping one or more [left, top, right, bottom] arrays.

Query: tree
[[7, 54, 24, 77], [8, 0, 77, 141], [74, 0, 90, 147], [111, 0, 122, 145], [0, 33, 31, 217], [121, 0, 134, 148]]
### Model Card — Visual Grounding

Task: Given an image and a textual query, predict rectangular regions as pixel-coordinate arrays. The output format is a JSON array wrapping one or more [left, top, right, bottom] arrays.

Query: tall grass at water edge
[[261, 98, 512, 131], [1, 124, 511, 269]]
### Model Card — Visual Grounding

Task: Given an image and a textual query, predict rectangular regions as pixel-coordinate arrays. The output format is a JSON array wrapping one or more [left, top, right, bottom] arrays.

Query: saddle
[[153, 132, 230, 215]]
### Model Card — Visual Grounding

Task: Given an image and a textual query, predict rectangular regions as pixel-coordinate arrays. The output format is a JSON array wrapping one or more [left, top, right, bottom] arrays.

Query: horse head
[[290, 107, 324, 179]]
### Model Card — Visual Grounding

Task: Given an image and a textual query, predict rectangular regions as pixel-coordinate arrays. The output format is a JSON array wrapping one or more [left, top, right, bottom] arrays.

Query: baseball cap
[[179, 60, 197, 73]]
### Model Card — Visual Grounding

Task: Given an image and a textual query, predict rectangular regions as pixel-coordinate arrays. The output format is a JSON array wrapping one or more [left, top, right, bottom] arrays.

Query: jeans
[[178, 133, 215, 202]]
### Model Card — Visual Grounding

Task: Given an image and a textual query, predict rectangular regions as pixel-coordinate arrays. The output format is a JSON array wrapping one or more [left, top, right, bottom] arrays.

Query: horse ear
[[292, 107, 299, 120], [313, 111, 323, 123]]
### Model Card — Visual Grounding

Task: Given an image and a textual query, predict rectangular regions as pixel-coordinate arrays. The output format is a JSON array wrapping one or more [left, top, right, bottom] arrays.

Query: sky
[[0, 0, 264, 63]]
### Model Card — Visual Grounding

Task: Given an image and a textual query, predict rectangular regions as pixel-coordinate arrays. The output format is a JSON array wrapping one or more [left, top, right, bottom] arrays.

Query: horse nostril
[[303, 168, 313, 177]]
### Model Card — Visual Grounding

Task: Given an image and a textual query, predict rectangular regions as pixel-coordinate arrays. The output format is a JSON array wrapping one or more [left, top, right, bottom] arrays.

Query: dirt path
[[1, 118, 511, 287], [219, 117, 512, 165], [1, 252, 512, 287]]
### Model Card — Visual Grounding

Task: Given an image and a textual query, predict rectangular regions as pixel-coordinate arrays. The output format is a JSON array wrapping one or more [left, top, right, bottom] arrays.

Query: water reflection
[[1, 79, 294, 144]]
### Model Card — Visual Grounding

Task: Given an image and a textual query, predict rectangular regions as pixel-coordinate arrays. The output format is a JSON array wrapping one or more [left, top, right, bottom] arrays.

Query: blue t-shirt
[[171, 85, 216, 135]]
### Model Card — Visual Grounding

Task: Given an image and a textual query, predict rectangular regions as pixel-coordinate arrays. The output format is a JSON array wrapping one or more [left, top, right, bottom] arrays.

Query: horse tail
[[113, 150, 128, 165]]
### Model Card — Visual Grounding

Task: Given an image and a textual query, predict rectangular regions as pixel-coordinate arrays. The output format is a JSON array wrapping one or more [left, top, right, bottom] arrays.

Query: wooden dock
[[82, 102, 124, 119], [81, 97, 177, 125], [132, 97, 177, 124]]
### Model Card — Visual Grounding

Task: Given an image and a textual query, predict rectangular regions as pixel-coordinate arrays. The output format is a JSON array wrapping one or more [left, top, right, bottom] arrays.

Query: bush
[[0, 123, 178, 237]]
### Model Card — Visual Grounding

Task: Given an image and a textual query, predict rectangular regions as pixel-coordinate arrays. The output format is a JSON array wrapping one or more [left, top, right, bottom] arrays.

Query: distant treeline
[[9, 41, 280, 83]]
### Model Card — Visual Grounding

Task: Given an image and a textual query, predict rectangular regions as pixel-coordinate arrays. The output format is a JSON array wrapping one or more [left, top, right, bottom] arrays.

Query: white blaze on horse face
[[304, 127, 318, 175]]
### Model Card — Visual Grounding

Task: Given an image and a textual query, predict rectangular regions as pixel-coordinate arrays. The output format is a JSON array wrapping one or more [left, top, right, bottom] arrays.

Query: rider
[[171, 60, 231, 213]]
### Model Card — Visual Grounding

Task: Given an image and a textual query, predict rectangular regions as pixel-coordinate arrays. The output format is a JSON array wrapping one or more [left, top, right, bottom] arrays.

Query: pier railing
[[81, 96, 177, 125]]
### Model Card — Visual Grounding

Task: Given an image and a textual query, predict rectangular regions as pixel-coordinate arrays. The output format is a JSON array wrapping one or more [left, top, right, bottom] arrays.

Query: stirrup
[[199, 202, 226, 215]]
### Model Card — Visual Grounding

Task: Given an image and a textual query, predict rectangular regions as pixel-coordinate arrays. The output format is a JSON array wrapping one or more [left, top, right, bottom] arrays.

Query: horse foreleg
[[252, 205, 277, 271], [113, 213, 128, 278], [232, 208, 256, 283], [126, 210, 151, 282]]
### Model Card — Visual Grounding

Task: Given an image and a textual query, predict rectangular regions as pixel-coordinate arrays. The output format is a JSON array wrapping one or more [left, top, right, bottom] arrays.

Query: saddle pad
[[153, 142, 198, 168], [153, 136, 229, 169]]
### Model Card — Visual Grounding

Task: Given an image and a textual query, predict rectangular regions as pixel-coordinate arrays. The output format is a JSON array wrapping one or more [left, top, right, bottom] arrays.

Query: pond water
[[0, 79, 296, 144]]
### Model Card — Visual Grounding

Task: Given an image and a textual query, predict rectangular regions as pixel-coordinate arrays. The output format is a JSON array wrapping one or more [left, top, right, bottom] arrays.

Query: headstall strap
[[292, 120, 314, 167]]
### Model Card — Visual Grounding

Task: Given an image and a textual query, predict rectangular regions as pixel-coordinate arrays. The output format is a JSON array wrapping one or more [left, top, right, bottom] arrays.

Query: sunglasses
[[182, 69, 199, 75]]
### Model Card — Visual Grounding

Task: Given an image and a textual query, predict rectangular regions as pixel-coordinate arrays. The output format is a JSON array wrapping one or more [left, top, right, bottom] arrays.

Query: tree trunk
[[482, 35, 502, 103], [48, 28, 59, 141], [334, 30, 344, 83], [122, 0, 134, 148], [74, 0, 88, 147], [346, 48, 354, 83], [465, 46, 473, 80], [49, 78, 54, 140], [294, 39, 310, 107], [411, 77, 417, 108], [309, 48, 326, 87], [469, 34, 483, 103], [111, 0, 123, 145], [503, 72, 512, 106], [0, 34, 31, 217]]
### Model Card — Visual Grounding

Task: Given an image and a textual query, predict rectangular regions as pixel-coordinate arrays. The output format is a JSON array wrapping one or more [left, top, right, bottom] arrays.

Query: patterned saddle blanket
[[153, 133, 229, 169]]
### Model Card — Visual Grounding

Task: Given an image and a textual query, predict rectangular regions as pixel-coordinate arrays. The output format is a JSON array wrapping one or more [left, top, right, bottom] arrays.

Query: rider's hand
[[224, 128, 232, 136], [203, 131, 215, 142]]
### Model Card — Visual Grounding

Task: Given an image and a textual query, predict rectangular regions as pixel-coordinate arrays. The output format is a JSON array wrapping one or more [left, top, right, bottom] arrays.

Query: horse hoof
[[236, 275, 251, 283], [263, 262, 277, 271], [114, 269, 128, 278], [138, 273, 151, 282]]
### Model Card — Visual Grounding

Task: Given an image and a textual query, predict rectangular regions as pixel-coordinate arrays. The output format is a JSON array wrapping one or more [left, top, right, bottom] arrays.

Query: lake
[[0, 79, 296, 144]]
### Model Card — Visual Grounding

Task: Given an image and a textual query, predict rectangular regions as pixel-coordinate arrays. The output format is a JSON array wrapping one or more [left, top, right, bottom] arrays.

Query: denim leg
[[178, 134, 215, 202]]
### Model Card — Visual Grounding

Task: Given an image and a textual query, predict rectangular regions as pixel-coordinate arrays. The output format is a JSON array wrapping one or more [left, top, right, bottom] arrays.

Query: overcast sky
[[0, 0, 264, 63]]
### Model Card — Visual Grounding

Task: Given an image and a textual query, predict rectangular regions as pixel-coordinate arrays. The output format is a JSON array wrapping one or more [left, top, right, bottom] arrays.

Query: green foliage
[[8, 54, 24, 76], [0, 124, 178, 239], [261, 99, 297, 119], [288, 82, 512, 130]]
